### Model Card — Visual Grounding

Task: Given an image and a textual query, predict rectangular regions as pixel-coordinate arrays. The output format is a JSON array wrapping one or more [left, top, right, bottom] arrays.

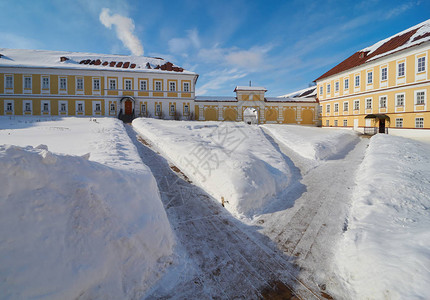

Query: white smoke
[[99, 8, 144, 56]]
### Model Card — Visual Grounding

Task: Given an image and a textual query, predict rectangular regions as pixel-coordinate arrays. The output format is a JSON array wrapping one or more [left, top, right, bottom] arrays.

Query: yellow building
[[0, 48, 198, 121], [316, 19, 430, 136], [195, 86, 319, 125]]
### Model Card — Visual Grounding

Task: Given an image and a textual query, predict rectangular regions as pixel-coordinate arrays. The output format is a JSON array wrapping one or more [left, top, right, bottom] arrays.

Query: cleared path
[[125, 125, 321, 300]]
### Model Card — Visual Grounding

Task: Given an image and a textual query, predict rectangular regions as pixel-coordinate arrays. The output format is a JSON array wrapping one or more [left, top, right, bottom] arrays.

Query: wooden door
[[379, 119, 385, 133], [124, 100, 133, 115]]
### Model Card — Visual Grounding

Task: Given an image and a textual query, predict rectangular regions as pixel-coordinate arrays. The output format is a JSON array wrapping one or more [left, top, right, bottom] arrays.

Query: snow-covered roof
[[278, 86, 317, 98], [234, 86, 267, 92], [316, 19, 430, 81], [265, 97, 316, 103], [0, 48, 196, 75], [195, 96, 237, 102]]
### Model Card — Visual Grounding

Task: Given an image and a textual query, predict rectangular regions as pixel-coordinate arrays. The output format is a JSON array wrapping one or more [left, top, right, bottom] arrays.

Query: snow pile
[[132, 119, 292, 218], [261, 124, 358, 161], [334, 135, 430, 299], [0, 145, 174, 299]]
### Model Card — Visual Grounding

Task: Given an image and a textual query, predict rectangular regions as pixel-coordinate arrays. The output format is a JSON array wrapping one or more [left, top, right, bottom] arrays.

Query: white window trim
[[76, 77, 84, 94], [140, 80, 148, 91], [395, 92, 405, 107], [23, 76, 32, 93], [109, 79, 117, 90], [334, 81, 339, 94], [92, 77, 101, 94], [76, 101, 85, 115], [354, 73, 360, 92], [343, 101, 349, 114], [169, 81, 176, 92], [379, 95, 388, 112], [59, 77, 67, 93], [380, 65, 388, 87], [414, 89, 427, 111], [4, 74, 14, 91], [41, 100, 51, 115], [41, 76, 50, 93], [183, 82, 190, 92], [5, 100, 14, 114], [396, 59, 406, 85], [58, 100, 68, 115], [93, 101, 102, 115], [415, 52, 427, 81], [334, 102, 339, 114], [365, 97, 373, 110], [415, 117, 424, 128], [124, 79, 133, 90], [354, 99, 360, 111], [155, 81, 162, 92], [23, 100, 32, 115], [344, 78, 349, 90], [366, 70, 373, 85], [395, 118, 403, 128]]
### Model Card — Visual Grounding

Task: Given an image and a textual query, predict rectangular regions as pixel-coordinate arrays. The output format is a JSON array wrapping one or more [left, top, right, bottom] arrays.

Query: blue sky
[[0, 0, 428, 96]]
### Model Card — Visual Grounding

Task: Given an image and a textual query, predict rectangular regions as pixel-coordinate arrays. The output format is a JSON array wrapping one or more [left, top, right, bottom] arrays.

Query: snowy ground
[[132, 119, 293, 218], [0, 117, 174, 299], [2, 116, 429, 299], [334, 135, 430, 299]]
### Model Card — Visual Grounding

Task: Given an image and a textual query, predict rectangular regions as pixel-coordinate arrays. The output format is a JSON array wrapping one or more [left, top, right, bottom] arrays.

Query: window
[[355, 75, 360, 87], [334, 120, 338, 127], [343, 102, 349, 111], [42, 102, 49, 112], [156, 104, 161, 115], [140, 80, 147, 91], [334, 103, 339, 112], [327, 84, 331, 94], [24, 102, 31, 112], [110, 103, 115, 112], [155, 81, 162, 91], [125, 79, 132, 90], [367, 72, 373, 84], [366, 98, 372, 109], [326, 120, 329, 126], [183, 82, 190, 92], [170, 104, 175, 113], [326, 104, 331, 113], [95, 103, 101, 112], [395, 118, 403, 128], [380, 96, 387, 108], [344, 78, 349, 90], [417, 57, 426, 73], [42, 77, 50, 89], [354, 100, 360, 110], [381, 67, 387, 81], [398, 62, 405, 77], [416, 91, 425, 105], [77, 103, 83, 112], [24, 76, 32, 89], [335, 81, 339, 92], [5, 75, 13, 89], [93, 78, 100, 90], [76, 78, 84, 90], [184, 105, 189, 114], [169, 82, 176, 92], [60, 103, 67, 112], [396, 94, 405, 106], [109, 79, 116, 90], [59, 78, 67, 90], [6, 102, 13, 112], [141, 103, 146, 113], [343, 119, 348, 127], [319, 86, 323, 95], [415, 117, 424, 128]]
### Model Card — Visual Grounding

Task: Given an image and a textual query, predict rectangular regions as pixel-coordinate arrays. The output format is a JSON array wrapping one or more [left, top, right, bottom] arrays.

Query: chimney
[[60, 56, 69, 62], [249, 80, 251, 87]]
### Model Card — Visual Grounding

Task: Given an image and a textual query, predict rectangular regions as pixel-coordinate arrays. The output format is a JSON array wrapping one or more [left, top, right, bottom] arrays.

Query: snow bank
[[132, 119, 291, 218], [335, 135, 430, 299], [261, 124, 358, 161], [0, 145, 174, 299]]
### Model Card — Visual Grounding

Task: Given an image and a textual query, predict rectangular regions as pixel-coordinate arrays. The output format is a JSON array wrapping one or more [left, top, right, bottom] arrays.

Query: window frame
[[396, 93, 405, 106], [92, 78, 101, 91], [169, 81, 176, 92], [326, 104, 331, 113], [343, 101, 349, 112], [366, 98, 372, 109], [335, 81, 339, 92], [59, 77, 67, 90], [140, 80, 148, 91], [109, 79, 117, 90], [5, 74, 13, 89], [379, 96, 387, 108], [334, 103, 339, 112], [42, 76, 50, 90], [367, 71, 373, 84], [415, 117, 424, 128], [124, 79, 132, 90], [417, 56, 426, 73], [76, 77, 84, 91], [395, 118, 403, 128], [344, 78, 349, 90], [415, 90, 426, 105], [355, 75, 360, 87], [155, 81, 162, 91], [24, 76, 32, 90], [397, 61, 405, 77], [354, 99, 360, 111], [381, 67, 388, 81], [183, 82, 190, 92]]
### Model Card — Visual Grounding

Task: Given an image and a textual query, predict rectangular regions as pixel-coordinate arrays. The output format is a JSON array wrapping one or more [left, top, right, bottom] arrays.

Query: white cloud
[[197, 69, 247, 95], [99, 8, 144, 56], [168, 29, 200, 54]]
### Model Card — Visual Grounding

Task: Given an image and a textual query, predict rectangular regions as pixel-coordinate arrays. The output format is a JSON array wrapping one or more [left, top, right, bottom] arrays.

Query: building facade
[[316, 19, 430, 136], [0, 49, 198, 120], [195, 86, 319, 125]]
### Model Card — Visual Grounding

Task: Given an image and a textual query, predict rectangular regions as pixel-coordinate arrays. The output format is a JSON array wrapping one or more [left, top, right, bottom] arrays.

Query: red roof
[[315, 21, 429, 81]]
